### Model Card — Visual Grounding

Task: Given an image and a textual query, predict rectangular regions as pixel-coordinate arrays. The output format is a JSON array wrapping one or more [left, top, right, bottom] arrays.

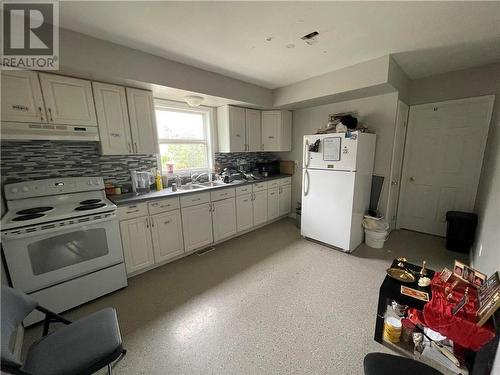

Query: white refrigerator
[[301, 132, 376, 252]]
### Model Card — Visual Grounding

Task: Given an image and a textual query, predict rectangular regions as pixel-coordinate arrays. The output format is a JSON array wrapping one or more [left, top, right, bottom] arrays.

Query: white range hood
[[1, 122, 99, 141]]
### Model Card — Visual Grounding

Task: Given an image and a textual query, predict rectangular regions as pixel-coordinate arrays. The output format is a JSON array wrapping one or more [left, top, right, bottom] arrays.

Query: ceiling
[[60, 1, 500, 89]]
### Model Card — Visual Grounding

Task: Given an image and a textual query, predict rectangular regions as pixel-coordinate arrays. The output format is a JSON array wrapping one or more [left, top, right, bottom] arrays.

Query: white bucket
[[365, 229, 388, 248]]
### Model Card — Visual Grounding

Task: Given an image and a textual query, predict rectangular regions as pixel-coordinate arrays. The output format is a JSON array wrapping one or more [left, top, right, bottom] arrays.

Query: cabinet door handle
[[236, 134, 241, 137], [268, 136, 274, 139], [38, 106, 44, 121], [128, 142, 132, 153], [221, 193, 227, 196], [134, 142, 138, 153], [146, 217, 150, 228], [126, 209, 139, 214], [164, 220, 171, 225], [212, 203, 216, 212], [192, 198, 201, 202], [261, 143, 264, 150], [47, 108, 53, 122]]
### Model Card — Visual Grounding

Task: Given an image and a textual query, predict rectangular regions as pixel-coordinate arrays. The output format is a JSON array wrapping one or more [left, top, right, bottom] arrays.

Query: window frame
[[154, 99, 214, 175]]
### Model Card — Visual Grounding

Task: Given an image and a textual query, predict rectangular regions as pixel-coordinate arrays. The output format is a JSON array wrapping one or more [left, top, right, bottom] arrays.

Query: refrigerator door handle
[[304, 169, 310, 196], [304, 139, 310, 168]]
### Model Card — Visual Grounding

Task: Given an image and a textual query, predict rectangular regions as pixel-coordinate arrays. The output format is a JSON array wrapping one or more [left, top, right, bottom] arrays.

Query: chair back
[[1, 286, 38, 371]]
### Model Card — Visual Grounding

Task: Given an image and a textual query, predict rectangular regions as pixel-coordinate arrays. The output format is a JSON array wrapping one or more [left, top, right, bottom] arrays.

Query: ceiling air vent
[[301, 31, 319, 45]]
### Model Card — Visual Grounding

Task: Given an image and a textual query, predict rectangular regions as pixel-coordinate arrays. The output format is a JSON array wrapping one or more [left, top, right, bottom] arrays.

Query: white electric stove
[[1, 177, 128, 325]]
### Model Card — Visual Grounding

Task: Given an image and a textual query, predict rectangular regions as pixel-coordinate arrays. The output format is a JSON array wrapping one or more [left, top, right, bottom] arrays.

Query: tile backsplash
[[1, 141, 158, 185], [214, 152, 278, 171]]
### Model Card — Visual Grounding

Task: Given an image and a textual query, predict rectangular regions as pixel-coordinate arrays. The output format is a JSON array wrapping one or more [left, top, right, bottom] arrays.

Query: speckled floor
[[23, 219, 465, 374]]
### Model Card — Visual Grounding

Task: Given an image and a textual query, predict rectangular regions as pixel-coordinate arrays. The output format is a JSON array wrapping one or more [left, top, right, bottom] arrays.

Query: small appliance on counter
[[256, 160, 280, 176], [130, 170, 155, 194]]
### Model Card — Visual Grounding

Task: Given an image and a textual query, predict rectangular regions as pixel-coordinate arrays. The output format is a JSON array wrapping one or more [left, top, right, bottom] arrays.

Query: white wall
[[280, 92, 399, 217], [58, 28, 273, 108], [409, 63, 500, 276]]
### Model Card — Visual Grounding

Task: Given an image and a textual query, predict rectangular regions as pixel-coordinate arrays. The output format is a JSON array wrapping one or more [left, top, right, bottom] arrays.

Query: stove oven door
[[2, 216, 124, 293]]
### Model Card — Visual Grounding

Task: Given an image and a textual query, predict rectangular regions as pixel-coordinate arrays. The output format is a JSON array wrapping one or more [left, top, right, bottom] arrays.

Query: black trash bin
[[445, 211, 478, 253]]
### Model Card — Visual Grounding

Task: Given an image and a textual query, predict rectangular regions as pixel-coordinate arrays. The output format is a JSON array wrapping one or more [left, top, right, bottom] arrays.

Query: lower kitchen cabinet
[[150, 210, 184, 263], [253, 190, 268, 226], [236, 194, 253, 232], [182, 203, 214, 252], [119, 216, 155, 274], [279, 185, 291, 216], [268, 187, 280, 220], [212, 198, 237, 242]]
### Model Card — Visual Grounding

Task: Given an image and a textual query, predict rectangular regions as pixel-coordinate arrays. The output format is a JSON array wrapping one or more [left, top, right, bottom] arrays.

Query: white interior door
[[398, 96, 494, 236], [387, 101, 409, 230]]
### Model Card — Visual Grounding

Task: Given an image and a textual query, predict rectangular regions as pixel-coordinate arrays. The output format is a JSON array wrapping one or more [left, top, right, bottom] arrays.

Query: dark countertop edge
[[108, 174, 293, 206]]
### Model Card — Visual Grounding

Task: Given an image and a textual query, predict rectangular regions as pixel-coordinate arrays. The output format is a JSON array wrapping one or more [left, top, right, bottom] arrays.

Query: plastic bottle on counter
[[155, 171, 163, 190]]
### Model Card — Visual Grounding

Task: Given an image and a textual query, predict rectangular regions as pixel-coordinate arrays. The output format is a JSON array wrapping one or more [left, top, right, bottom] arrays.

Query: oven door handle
[[1, 212, 117, 240]]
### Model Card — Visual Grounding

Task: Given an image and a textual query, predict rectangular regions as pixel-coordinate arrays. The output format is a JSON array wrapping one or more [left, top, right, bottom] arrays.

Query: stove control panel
[[4, 177, 105, 200]]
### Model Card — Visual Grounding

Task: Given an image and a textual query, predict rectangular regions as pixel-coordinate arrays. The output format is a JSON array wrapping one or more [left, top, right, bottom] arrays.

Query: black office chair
[[364, 353, 443, 375], [1, 286, 126, 375]]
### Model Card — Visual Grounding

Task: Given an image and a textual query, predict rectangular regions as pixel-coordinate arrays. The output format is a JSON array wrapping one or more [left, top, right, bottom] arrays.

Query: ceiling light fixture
[[184, 95, 204, 107]]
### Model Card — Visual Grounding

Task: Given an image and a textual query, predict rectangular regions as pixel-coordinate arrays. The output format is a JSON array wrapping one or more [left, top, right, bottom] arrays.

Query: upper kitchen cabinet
[[1, 70, 46, 123], [93, 82, 133, 155], [245, 108, 262, 152], [217, 105, 246, 152], [261, 110, 292, 152], [126, 88, 158, 154], [38, 73, 97, 126]]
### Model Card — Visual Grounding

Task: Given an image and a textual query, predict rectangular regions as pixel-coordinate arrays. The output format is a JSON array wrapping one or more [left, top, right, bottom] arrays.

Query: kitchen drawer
[[267, 180, 280, 189], [210, 188, 235, 201], [252, 181, 268, 192], [117, 202, 148, 220], [180, 192, 210, 208], [235, 185, 252, 196], [278, 177, 292, 186], [148, 196, 180, 215]]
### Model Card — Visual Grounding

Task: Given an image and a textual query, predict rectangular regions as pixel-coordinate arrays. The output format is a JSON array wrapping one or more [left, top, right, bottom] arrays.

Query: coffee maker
[[131, 170, 155, 194]]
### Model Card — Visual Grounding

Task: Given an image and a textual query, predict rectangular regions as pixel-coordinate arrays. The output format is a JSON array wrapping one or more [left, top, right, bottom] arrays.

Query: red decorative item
[[422, 273, 495, 351]]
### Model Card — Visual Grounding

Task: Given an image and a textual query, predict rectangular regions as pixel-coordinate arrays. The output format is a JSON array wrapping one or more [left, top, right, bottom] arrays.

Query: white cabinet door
[[126, 88, 158, 154], [182, 203, 213, 252], [150, 210, 184, 263], [39, 73, 97, 126], [212, 198, 237, 242], [253, 190, 268, 226], [236, 194, 253, 232], [261, 110, 292, 151], [1, 70, 46, 123], [93, 82, 132, 155], [229, 106, 246, 152], [279, 185, 291, 216], [261, 111, 280, 151], [119, 216, 155, 274], [268, 187, 280, 220], [245, 108, 261, 151]]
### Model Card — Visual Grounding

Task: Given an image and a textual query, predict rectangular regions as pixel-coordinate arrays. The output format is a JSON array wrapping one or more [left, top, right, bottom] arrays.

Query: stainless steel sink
[[179, 184, 205, 191], [196, 181, 227, 187]]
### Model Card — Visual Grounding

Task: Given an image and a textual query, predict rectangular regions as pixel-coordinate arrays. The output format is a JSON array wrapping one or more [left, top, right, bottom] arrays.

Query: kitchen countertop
[[108, 174, 292, 206]]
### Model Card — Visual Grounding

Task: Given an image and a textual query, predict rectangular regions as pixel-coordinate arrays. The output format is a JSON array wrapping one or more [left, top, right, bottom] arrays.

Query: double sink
[[178, 180, 245, 191]]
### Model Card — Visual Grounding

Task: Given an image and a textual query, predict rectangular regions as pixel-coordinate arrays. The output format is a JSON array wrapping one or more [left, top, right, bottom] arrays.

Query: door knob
[[410, 177, 415, 182]]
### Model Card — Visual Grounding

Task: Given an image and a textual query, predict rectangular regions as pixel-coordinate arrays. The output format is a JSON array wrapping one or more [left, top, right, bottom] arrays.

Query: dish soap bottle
[[155, 170, 163, 190]]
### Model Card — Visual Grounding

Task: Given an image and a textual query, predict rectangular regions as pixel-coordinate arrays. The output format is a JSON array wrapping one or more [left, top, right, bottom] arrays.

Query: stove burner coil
[[74, 203, 107, 211], [12, 213, 45, 221], [79, 199, 102, 205], [16, 207, 53, 215]]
